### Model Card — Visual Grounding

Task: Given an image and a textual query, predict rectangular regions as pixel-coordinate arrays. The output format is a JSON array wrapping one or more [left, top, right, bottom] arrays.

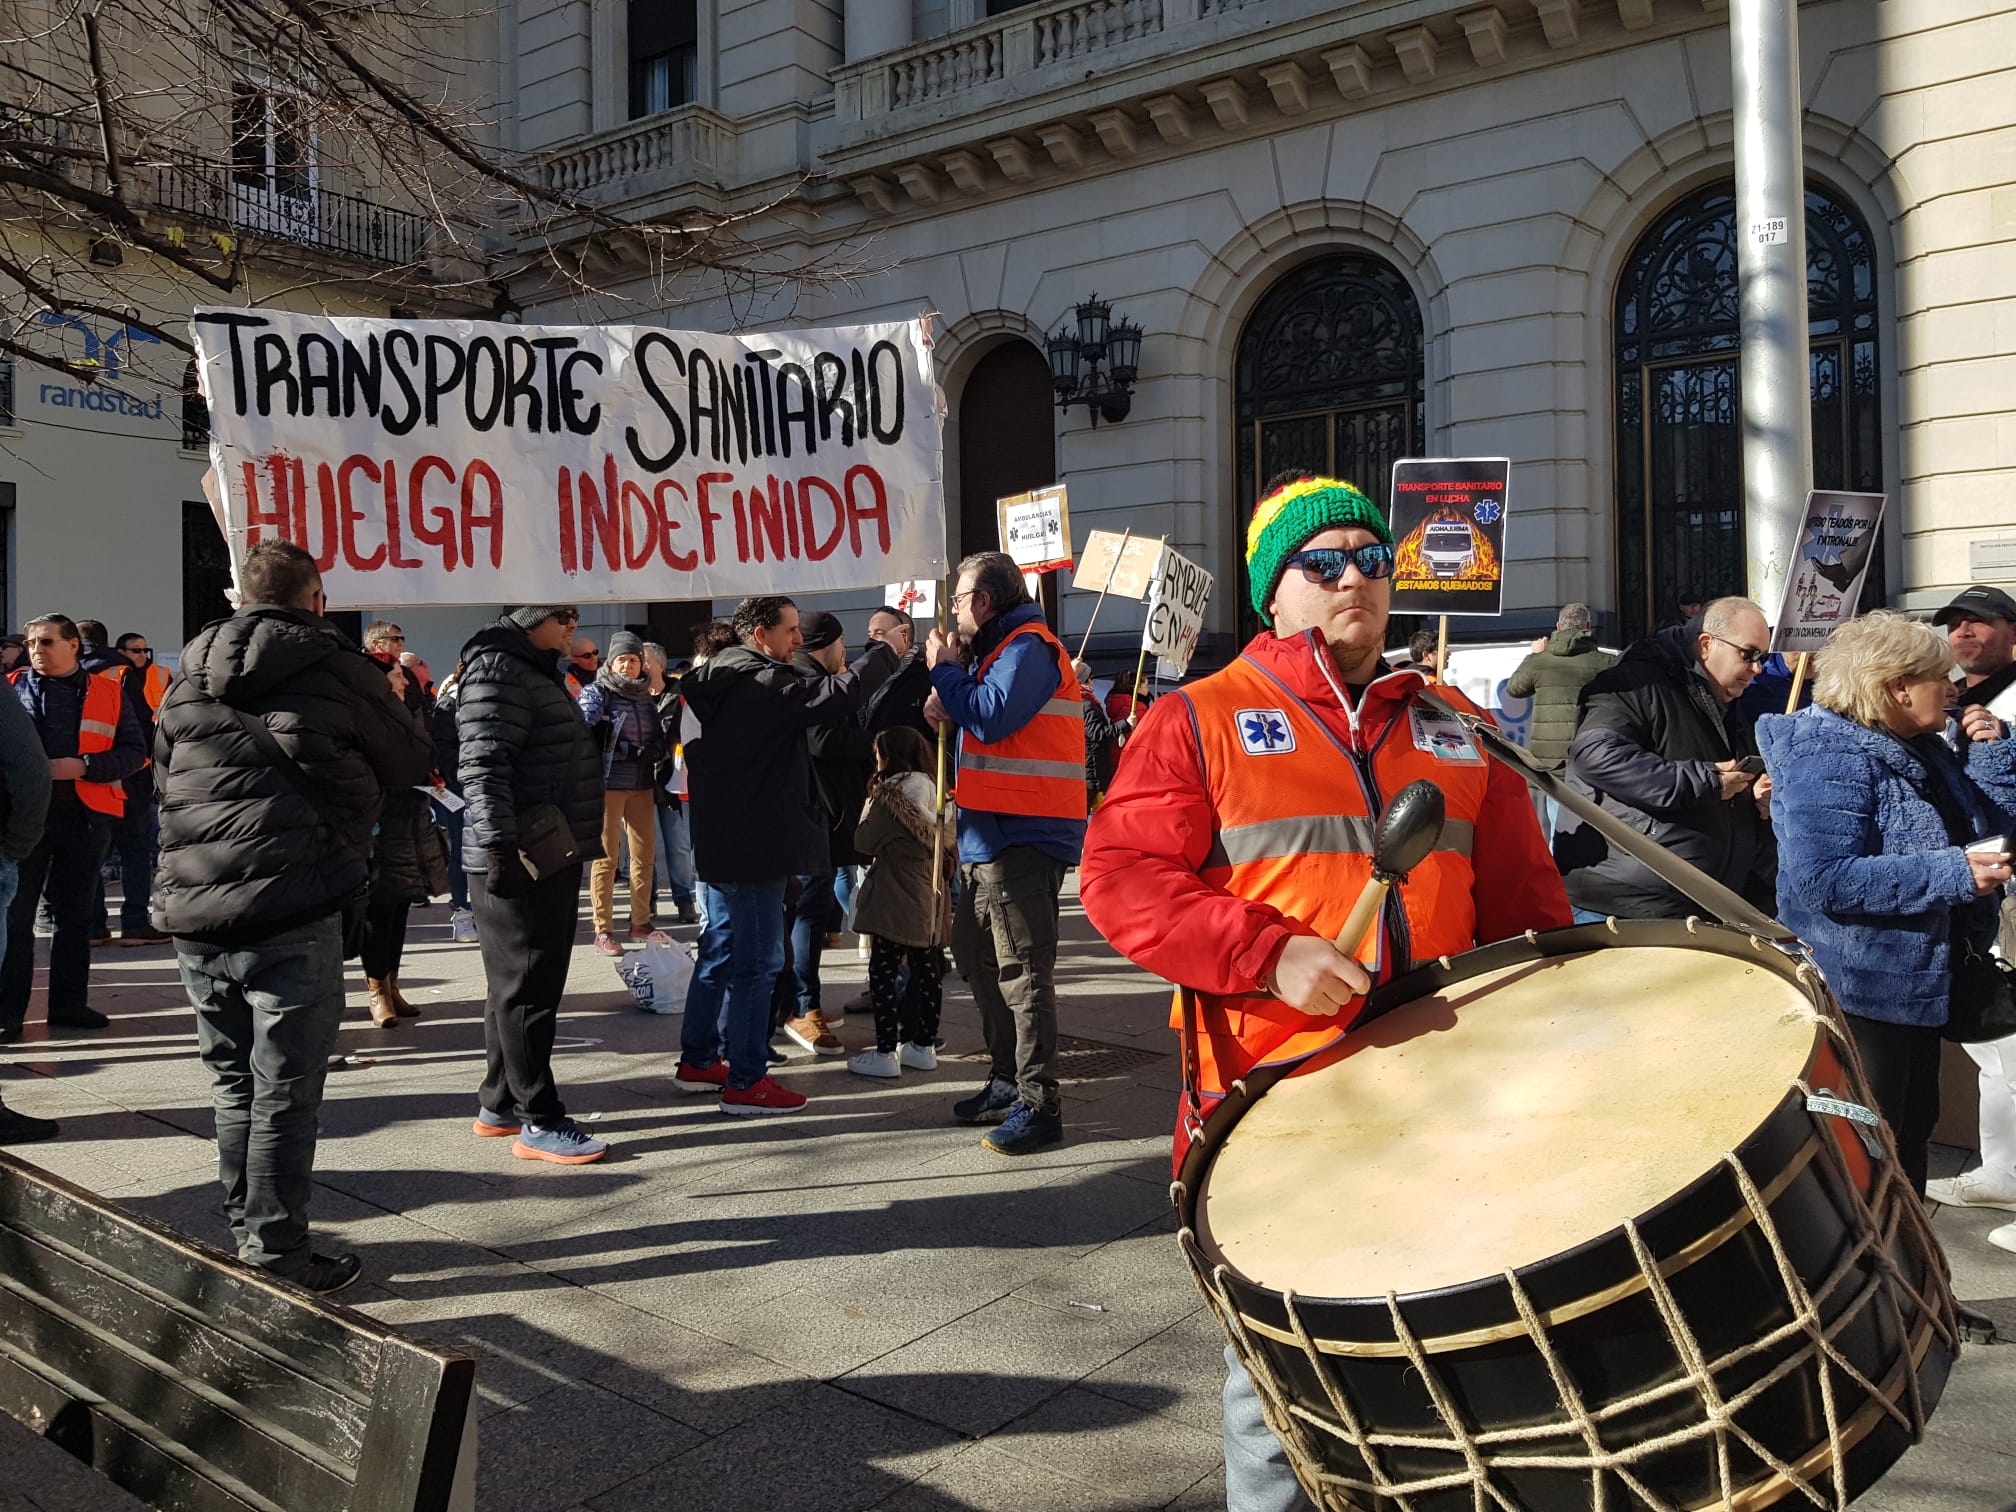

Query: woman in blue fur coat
[[1756, 611, 2016, 1193]]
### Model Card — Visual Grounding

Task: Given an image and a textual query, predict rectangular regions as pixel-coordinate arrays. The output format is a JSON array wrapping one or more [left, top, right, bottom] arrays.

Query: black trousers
[[472, 863, 582, 1125], [1, 797, 110, 1027], [868, 936, 944, 1053], [359, 902, 410, 980], [1847, 1013, 1943, 1197]]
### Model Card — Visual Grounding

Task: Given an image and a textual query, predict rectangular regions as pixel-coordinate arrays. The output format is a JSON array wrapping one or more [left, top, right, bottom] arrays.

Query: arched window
[[1614, 181, 1881, 638], [1235, 255, 1424, 636]]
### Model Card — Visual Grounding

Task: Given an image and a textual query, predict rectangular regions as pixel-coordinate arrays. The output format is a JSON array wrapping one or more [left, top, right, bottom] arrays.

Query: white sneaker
[[848, 1048, 900, 1079], [1990, 1221, 2016, 1255], [822, 1008, 847, 1029], [1924, 1169, 2016, 1212], [899, 1042, 938, 1071], [450, 908, 478, 944]]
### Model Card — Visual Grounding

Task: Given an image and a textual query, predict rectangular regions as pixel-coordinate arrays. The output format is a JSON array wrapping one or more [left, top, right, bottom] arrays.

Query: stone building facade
[[508, 0, 2016, 664]]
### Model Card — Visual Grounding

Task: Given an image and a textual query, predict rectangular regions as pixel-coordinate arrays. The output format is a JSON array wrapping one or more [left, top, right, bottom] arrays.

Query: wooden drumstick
[[1336, 780, 1447, 960]]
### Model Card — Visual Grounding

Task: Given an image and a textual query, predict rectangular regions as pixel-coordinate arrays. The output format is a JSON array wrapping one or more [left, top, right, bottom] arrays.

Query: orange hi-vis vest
[[8, 669, 127, 818], [955, 621, 1088, 821], [107, 660, 170, 713], [1172, 655, 1493, 1106]]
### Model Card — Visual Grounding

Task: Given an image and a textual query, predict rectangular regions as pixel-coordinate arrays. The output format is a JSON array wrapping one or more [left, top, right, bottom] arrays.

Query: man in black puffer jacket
[[154, 541, 431, 1294], [1555, 597, 1776, 920], [455, 605, 608, 1165]]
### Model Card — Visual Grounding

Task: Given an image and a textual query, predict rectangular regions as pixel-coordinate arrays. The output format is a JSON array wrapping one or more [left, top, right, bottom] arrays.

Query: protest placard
[[885, 578, 938, 618], [190, 311, 945, 607], [1071, 528, 1160, 600], [998, 484, 1072, 573], [1770, 491, 1888, 656], [1387, 458, 1512, 617], [1143, 545, 1214, 678]]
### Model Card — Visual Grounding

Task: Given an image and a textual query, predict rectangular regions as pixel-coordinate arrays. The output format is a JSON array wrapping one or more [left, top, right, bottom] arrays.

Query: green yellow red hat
[[1246, 476, 1391, 626]]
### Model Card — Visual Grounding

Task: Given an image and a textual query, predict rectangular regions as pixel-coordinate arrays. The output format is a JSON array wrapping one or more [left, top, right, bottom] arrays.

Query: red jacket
[[1081, 630, 1571, 1048]]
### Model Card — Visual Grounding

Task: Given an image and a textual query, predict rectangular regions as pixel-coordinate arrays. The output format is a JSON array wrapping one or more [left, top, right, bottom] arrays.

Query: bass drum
[[1173, 919, 1958, 1511]]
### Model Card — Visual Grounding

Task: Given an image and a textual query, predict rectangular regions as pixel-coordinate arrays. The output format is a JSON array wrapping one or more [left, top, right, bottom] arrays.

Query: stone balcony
[[820, 0, 1731, 216], [533, 103, 738, 204]]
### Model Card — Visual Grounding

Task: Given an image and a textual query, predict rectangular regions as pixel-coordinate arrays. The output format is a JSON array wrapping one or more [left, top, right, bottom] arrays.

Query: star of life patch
[[1235, 708, 1296, 756]]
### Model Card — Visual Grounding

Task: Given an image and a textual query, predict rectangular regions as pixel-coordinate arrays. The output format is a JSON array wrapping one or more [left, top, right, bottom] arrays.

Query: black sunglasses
[[1282, 543, 1396, 584], [1708, 633, 1770, 667]]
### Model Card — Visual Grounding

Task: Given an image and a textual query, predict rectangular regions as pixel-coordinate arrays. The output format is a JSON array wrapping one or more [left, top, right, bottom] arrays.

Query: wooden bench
[[0, 1151, 474, 1512]]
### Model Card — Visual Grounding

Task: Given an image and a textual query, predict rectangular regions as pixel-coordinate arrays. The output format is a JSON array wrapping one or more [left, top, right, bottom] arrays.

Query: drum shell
[[1175, 922, 1957, 1512]]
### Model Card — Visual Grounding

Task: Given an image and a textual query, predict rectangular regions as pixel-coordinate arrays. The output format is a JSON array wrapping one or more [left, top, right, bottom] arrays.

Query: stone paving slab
[[2, 886, 2014, 1511]]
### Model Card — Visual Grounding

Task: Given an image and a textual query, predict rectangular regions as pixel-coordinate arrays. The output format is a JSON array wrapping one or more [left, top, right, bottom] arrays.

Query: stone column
[[844, 0, 911, 63]]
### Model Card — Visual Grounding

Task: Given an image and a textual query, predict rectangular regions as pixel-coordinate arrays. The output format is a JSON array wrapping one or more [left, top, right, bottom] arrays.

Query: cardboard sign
[[1143, 545, 1214, 678], [1771, 490, 1888, 656], [1387, 458, 1512, 617], [1072, 528, 1160, 599], [884, 579, 938, 618], [190, 311, 945, 608], [998, 484, 1072, 573]]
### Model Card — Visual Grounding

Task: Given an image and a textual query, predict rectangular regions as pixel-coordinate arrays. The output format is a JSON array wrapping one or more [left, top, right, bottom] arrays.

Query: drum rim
[[1175, 918, 1835, 1311]]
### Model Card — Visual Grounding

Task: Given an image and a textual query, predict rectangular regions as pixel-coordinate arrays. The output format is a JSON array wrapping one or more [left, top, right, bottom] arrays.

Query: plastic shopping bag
[[614, 939, 694, 1015]]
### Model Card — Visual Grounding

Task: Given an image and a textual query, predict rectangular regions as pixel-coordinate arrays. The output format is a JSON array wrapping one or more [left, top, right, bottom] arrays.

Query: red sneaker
[[672, 1059, 730, 1094], [720, 1076, 807, 1117]]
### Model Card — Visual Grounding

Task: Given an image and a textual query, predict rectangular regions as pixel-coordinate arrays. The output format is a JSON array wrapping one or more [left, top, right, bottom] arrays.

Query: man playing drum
[[1080, 474, 1572, 1512]]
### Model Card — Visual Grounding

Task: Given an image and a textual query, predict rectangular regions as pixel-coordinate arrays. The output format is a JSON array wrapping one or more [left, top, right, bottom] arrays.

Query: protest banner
[[885, 579, 938, 618], [1143, 544, 1214, 679], [1770, 491, 1888, 657], [998, 484, 1072, 573], [1387, 458, 1512, 618], [190, 311, 945, 608]]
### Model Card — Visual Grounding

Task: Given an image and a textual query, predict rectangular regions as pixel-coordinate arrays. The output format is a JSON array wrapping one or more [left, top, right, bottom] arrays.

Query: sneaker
[[672, 1059, 730, 1094], [824, 932, 846, 949], [1991, 1221, 2016, 1256], [849, 1048, 900, 1079], [983, 1101, 1064, 1156], [822, 1007, 847, 1029], [513, 1118, 609, 1165], [0, 1103, 60, 1145], [721, 1076, 808, 1116], [118, 928, 172, 947], [782, 1012, 843, 1056], [1925, 1168, 2016, 1212], [765, 1042, 789, 1066], [471, 1108, 521, 1137], [628, 928, 674, 945], [48, 1007, 109, 1030], [450, 908, 479, 944], [900, 1042, 938, 1072], [952, 1077, 1018, 1125], [88, 929, 113, 947], [294, 1252, 363, 1295], [594, 933, 625, 958]]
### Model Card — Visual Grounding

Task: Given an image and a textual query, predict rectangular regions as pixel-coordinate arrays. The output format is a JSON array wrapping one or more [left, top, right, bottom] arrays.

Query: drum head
[[1196, 946, 1818, 1298]]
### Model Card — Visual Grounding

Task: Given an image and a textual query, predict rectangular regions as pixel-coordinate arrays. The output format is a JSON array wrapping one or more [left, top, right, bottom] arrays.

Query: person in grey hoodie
[[1504, 603, 1617, 770]]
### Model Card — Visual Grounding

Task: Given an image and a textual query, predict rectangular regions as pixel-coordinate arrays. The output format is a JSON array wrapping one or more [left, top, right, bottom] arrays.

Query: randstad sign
[[25, 313, 180, 436]]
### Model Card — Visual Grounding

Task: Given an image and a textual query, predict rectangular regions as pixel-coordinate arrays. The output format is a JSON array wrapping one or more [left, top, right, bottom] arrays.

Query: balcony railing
[[535, 104, 735, 201]]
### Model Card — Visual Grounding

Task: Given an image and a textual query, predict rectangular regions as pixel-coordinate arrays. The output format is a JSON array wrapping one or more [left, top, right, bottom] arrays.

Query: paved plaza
[[3, 884, 2013, 1511]]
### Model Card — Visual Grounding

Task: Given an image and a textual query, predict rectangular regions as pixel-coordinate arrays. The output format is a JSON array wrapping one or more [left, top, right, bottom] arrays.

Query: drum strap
[[1179, 986, 1204, 1135]]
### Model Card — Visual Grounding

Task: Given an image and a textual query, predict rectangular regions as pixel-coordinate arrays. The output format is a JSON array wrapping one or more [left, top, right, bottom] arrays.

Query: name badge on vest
[[1410, 704, 1482, 762], [1235, 709, 1297, 756]]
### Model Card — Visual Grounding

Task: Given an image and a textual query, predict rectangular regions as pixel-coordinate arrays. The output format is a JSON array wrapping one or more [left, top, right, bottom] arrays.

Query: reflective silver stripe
[[1206, 814, 1476, 869], [79, 719, 117, 739], [1041, 698, 1081, 718], [959, 750, 1084, 780]]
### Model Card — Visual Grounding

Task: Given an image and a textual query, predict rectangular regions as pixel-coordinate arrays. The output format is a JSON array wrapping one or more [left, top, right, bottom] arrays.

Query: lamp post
[[1048, 296, 1141, 427]]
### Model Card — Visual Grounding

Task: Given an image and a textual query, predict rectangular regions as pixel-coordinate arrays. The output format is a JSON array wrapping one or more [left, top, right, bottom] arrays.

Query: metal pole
[[1730, 0, 1813, 621]]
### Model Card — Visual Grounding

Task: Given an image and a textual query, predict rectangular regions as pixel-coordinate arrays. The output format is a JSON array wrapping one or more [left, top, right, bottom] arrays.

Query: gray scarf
[[595, 663, 651, 701]]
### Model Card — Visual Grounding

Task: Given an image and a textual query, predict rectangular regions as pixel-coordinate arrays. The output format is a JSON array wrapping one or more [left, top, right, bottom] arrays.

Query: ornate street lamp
[[1050, 295, 1140, 427]]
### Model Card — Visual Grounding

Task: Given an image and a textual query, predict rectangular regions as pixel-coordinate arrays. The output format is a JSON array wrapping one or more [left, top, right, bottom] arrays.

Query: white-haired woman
[[1756, 610, 2016, 1192]]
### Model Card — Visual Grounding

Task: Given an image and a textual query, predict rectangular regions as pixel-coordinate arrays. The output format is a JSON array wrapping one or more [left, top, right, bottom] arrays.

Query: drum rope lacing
[[1192, 1026, 1959, 1512]]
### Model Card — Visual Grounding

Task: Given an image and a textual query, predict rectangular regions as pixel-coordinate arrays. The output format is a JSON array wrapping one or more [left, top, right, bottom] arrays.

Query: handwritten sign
[[1387, 458, 1512, 617], [1072, 528, 1160, 600], [998, 484, 1072, 573], [1771, 490, 1887, 656], [1143, 545, 1213, 678], [190, 311, 945, 607]]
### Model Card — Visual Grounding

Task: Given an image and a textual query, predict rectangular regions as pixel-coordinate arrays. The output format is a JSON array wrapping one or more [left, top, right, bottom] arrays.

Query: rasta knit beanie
[[1245, 476, 1391, 627]]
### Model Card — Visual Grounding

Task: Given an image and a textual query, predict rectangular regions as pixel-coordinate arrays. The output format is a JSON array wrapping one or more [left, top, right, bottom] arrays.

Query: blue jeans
[[775, 869, 836, 1022], [0, 860, 17, 964], [653, 801, 696, 910], [833, 864, 861, 930], [180, 915, 346, 1275], [681, 879, 787, 1089], [1223, 1347, 1316, 1511], [1572, 906, 1607, 925], [93, 776, 158, 932]]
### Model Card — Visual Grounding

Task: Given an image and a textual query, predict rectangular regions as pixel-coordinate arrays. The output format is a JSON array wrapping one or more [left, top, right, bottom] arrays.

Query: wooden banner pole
[[1434, 615, 1450, 684], [929, 579, 952, 948], [1074, 526, 1133, 662], [1785, 650, 1812, 714]]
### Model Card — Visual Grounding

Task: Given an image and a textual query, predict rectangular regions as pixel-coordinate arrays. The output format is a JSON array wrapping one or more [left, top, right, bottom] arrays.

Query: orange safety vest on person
[[1172, 657, 1493, 1106], [106, 660, 171, 714], [955, 621, 1088, 821], [7, 669, 128, 818]]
